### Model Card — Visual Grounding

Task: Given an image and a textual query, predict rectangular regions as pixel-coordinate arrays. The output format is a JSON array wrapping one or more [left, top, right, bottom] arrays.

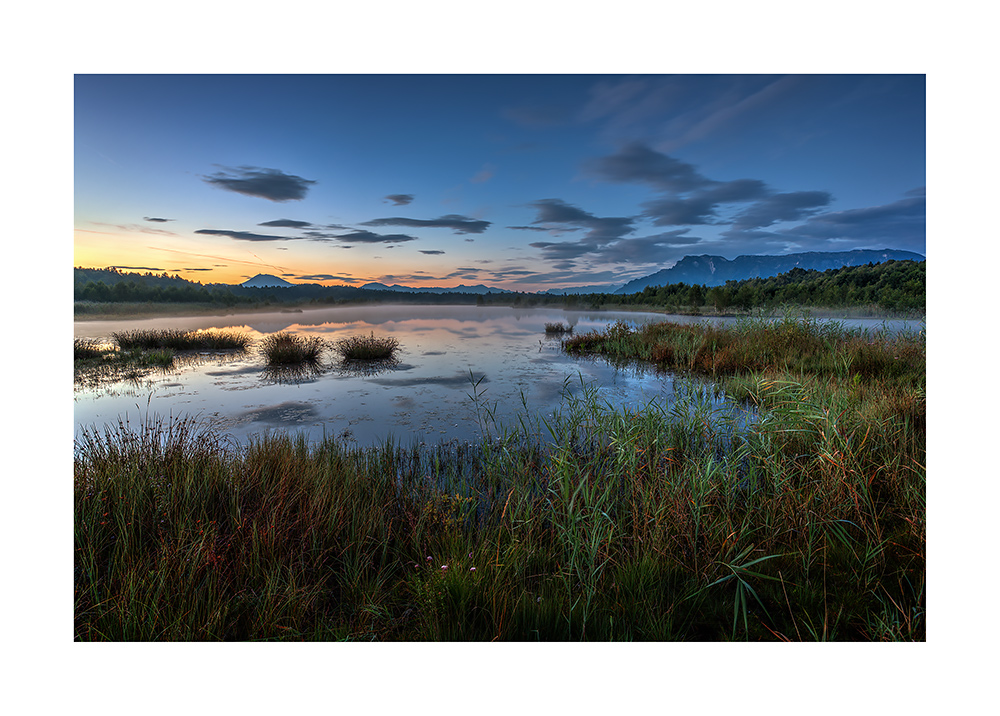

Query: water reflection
[[259, 363, 327, 385], [74, 305, 918, 448]]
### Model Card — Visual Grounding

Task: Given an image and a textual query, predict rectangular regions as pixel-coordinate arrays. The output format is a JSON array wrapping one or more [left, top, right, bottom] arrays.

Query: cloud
[[578, 76, 803, 152], [531, 229, 703, 268], [730, 191, 833, 230], [385, 194, 415, 206], [420, 250, 446, 255], [595, 231, 703, 264], [778, 194, 926, 250], [296, 274, 360, 283], [360, 214, 491, 234], [526, 199, 635, 243], [90, 221, 178, 237], [203, 166, 316, 202], [195, 228, 293, 242], [143, 216, 174, 223], [583, 142, 710, 193], [329, 230, 418, 244], [259, 218, 313, 228]]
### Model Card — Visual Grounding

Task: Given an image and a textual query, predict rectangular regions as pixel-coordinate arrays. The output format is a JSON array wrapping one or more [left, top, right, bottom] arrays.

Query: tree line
[[75, 260, 925, 314]]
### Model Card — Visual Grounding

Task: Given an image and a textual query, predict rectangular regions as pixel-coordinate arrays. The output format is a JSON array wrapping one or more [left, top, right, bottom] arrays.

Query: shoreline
[[73, 300, 924, 323]]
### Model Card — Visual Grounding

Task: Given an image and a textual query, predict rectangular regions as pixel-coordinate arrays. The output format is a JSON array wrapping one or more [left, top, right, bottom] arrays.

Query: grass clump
[[259, 333, 326, 366], [74, 338, 108, 361], [333, 332, 400, 361], [112, 328, 252, 351], [544, 322, 573, 334]]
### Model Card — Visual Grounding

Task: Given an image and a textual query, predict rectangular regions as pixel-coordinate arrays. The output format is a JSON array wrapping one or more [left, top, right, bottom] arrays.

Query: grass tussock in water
[[75, 315, 924, 641], [112, 328, 252, 351], [259, 332, 326, 365], [333, 332, 401, 361], [76, 330, 252, 387], [544, 322, 573, 334]]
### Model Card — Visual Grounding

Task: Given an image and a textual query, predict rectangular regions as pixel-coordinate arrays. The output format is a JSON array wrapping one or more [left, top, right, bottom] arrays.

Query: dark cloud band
[[361, 214, 491, 234], [203, 166, 316, 202]]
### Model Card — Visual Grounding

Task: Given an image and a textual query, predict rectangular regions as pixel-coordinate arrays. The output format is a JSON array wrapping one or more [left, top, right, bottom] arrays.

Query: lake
[[74, 304, 919, 448]]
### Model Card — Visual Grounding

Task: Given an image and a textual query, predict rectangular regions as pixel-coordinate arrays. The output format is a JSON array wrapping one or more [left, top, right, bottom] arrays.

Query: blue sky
[[74, 74, 925, 290]]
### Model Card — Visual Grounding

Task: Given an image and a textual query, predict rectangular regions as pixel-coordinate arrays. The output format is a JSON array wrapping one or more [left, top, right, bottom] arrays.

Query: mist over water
[[74, 305, 919, 448]]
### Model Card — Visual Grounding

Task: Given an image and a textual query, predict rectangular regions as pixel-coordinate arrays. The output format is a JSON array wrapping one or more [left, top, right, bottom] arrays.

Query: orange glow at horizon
[[72, 228, 486, 289]]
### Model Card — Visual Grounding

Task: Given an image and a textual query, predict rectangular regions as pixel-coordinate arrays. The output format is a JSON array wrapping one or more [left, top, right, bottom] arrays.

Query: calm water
[[73, 305, 918, 448]]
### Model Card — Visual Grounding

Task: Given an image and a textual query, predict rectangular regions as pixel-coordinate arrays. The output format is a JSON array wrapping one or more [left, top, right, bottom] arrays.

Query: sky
[[74, 74, 925, 291]]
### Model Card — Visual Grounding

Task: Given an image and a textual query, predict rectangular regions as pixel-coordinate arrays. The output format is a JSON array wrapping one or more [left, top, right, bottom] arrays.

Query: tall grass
[[75, 315, 924, 641]]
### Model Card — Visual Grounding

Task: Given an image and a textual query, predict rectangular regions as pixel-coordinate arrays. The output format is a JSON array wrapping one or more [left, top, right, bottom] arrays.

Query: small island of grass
[[544, 321, 574, 334], [259, 332, 326, 366], [333, 332, 401, 361]]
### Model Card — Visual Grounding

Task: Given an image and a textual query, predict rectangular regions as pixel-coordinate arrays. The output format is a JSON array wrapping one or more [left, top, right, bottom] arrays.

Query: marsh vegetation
[[258, 332, 326, 366], [74, 314, 924, 641]]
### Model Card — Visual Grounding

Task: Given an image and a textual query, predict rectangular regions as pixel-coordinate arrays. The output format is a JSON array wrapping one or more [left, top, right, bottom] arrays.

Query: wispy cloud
[[143, 216, 174, 223], [470, 163, 496, 183], [90, 221, 178, 237], [296, 274, 361, 283], [203, 166, 316, 202], [420, 250, 446, 255]]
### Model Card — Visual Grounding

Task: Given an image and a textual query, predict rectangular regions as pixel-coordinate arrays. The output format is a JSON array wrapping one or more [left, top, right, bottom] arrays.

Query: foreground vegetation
[[74, 315, 924, 641]]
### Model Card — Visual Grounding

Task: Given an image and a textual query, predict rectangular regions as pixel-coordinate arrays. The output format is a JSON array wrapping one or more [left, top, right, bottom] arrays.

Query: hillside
[[615, 249, 925, 293]]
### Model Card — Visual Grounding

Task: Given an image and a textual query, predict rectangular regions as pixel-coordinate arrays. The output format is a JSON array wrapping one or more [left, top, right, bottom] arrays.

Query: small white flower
[[441, 564, 448, 571], [470, 567, 476, 572]]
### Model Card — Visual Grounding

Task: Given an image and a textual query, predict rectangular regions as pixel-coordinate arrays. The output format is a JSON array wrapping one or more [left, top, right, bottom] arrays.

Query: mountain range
[[360, 282, 512, 294], [613, 249, 925, 294], [236, 249, 923, 295]]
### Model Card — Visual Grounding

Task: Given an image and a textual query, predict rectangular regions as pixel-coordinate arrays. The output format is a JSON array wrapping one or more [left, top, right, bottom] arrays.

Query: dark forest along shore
[[74, 305, 918, 448]]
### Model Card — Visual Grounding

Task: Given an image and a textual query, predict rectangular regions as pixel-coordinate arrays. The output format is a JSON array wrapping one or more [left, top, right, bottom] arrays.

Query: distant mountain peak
[[241, 274, 294, 288]]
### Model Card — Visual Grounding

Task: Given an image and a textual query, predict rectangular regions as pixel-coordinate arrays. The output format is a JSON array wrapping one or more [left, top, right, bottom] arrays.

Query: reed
[[544, 322, 573, 334]]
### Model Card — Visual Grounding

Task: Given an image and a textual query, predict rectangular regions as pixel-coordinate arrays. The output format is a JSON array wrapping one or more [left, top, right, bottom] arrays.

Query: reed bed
[[74, 316, 924, 641], [544, 322, 573, 334]]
